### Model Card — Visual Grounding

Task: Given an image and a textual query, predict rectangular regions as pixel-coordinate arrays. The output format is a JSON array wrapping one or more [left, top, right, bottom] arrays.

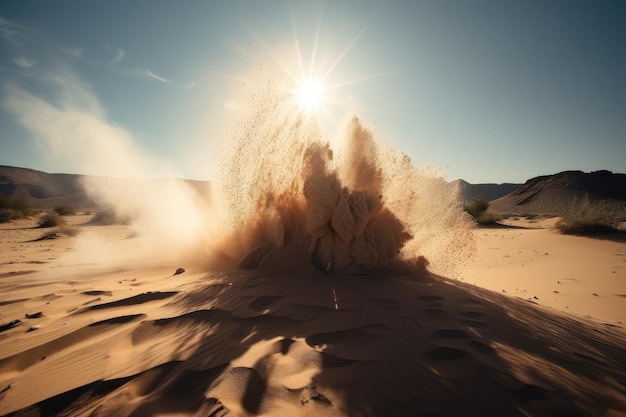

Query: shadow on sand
[[4, 268, 626, 417]]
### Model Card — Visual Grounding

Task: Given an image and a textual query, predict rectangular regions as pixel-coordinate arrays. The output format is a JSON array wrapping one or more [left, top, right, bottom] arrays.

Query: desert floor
[[1, 214, 625, 416], [464, 216, 626, 325]]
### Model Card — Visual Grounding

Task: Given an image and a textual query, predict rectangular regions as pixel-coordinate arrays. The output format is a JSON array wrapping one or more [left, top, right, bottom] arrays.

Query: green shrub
[[53, 205, 76, 215], [556, 197, 624, 234], [463, 197, 500, 225], [38, 214, 66, 228]]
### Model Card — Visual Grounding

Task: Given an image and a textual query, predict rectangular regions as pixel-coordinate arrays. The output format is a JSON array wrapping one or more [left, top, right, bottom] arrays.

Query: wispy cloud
[[14, 56, 38, 69], [1, 16, 187, 90], [111, 47, 125, 63], [0, 17, 72, 84], [130, 67, 171, 84], [106, 44, 177, 85], [59, 45, 88, 60], [0, 62, 69, 85], [0, 16, 26, 46]]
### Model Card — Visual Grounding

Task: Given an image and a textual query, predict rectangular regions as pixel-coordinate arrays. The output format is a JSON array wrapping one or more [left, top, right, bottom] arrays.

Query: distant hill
[[0, 165, 94, 209], [489, 170, 626, 215], [0, 165, 211, 210], [453, 179, 521, 202], [3, 166, 624, 217]]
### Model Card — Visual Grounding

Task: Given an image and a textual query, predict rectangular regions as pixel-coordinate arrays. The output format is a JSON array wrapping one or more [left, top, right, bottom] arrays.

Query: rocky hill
[[489, 170, 626, 215]]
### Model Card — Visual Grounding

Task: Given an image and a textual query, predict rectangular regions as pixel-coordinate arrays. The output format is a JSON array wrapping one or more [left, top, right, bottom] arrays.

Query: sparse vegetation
[[53, 205, 77, 215], [38, 214, 66, 228], [34, 225, 79, 241], [0, 196, 31, 222], [463, 196, 501, 225], [556, 197, 625, 234], [87, 208, 131, 225]]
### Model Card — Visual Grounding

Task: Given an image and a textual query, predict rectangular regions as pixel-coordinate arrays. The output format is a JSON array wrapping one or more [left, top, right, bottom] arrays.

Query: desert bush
[[0, 196, 31, 222], [463, 197, 501, 225], [53, 205, 76, 215], [87, 208, 131, 225], [38, 214, 66, 228], [556, 198, 624, 234], [33, 225, 80, 241]]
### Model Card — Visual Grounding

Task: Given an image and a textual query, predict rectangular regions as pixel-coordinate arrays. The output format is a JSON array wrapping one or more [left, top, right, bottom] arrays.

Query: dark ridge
[[0, 320, 21, 333], [85, 292, 178, 311], [4, 375, 136, 417], [88, 314, 146, 326], [0, 298, 28, 307], [0, 271, 36, 279], [81, 290, 113, 296]]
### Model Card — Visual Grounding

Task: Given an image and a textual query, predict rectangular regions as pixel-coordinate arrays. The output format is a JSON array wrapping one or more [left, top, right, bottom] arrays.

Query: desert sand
[[464, 217, 626, 325], [1, 214, 626, 417]]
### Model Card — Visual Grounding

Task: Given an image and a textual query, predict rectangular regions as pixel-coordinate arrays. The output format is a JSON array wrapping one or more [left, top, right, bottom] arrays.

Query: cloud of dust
[[211, 74, 475, 276], [3, 78, 208, 265], [3, 64, 475, 276]]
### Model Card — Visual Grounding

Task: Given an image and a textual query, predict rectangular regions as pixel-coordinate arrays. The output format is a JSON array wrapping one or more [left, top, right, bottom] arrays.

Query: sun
[[256, 11, 378, 121], [294, 78, 325, 112]]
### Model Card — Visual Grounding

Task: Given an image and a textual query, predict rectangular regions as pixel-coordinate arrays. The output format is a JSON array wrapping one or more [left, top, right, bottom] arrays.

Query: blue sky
[[0, 0, 624, 183]]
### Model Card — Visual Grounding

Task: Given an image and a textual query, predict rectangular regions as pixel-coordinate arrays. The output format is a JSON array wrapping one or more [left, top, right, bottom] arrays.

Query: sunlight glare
[[295, 79, 324, 111]]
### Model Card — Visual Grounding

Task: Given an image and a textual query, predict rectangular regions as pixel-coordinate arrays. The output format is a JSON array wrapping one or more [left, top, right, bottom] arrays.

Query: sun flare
[[295, 79, 324, 111]]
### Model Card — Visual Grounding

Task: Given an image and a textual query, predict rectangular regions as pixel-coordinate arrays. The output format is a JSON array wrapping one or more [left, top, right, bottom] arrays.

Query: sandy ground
[[1, 214, 625, 416], [464, 217, 626, 325]]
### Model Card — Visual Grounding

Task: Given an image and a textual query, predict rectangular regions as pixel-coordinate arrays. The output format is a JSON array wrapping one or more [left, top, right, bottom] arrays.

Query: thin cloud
[[0, 17, 25, 46], [0, 63, 67, 85], [111, 47, 125, 63], [57, 45, 100, 65], [61, 45, 85, 59], [14, 56, 38, 69], [130, 67, 171, 84]]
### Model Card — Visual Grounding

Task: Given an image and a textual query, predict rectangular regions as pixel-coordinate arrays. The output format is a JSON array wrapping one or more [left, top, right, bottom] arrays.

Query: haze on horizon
[[0, 0, 624, 184]]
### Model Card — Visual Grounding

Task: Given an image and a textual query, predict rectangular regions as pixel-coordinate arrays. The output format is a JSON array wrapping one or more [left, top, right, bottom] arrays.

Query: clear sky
[[1, 0, 624, 184]]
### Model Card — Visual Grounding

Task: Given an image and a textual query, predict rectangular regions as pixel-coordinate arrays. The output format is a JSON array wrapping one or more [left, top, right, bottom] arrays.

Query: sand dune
[[1, 216, 626, 416]]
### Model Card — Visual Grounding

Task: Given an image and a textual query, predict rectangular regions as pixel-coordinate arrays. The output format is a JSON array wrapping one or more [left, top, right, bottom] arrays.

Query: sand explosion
[[214, 78, 475, 276]]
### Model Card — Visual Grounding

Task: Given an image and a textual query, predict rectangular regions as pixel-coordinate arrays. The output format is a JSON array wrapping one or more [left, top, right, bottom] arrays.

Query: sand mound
[[1, 266, 625, 416]]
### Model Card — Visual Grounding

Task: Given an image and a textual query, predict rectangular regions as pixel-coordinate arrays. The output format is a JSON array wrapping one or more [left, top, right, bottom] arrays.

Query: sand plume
[[213, 79, 473, 275]]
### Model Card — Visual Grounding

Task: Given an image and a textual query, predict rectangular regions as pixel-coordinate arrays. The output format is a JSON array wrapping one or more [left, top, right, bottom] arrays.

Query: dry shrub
[[463, 197, 501, 225], [0, 196, 31, 222], [34, 225, 80, 241], [556, 197, 624, 234], [53, 205, 76, 215], [38, 214, 66, 228], [87, 208, 131, 225]]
